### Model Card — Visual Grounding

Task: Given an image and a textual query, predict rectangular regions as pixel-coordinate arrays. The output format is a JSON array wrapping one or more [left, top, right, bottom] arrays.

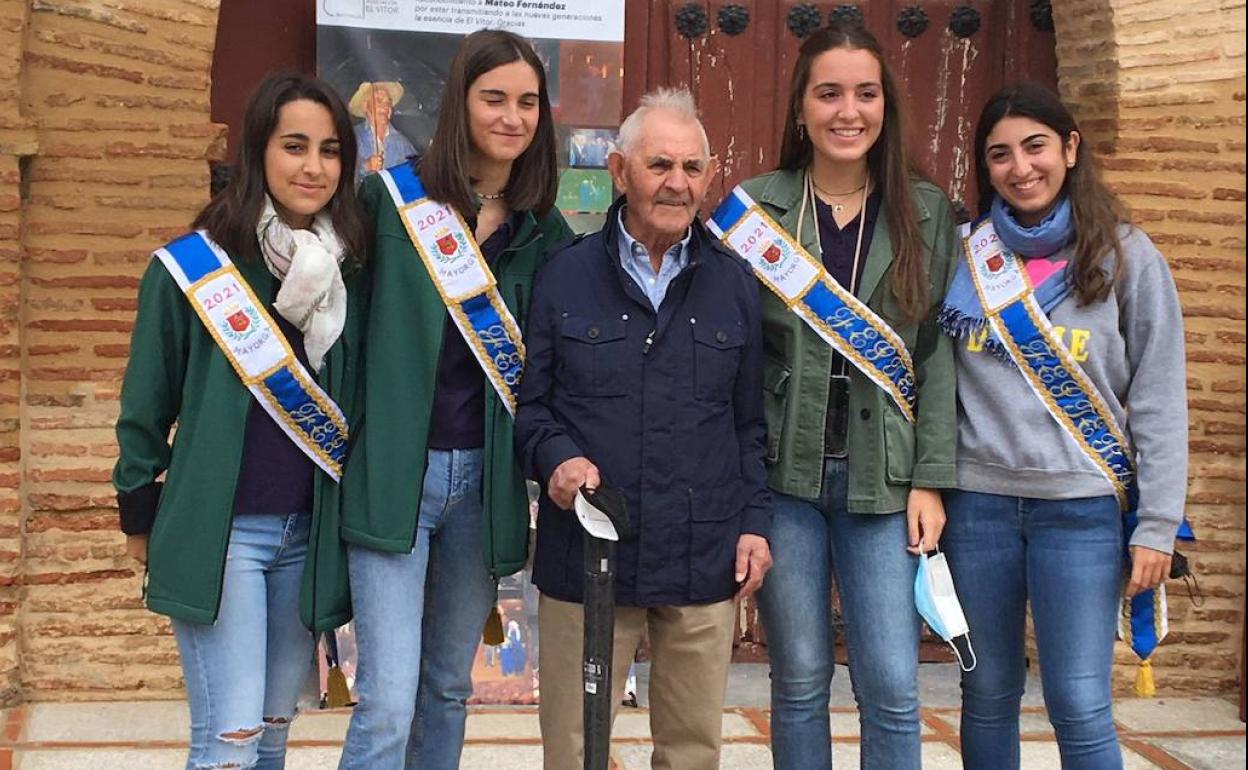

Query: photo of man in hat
[[349, 80, 417, 180]]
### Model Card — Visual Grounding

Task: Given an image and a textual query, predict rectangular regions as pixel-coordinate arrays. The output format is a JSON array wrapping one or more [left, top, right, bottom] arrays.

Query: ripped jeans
[[172, 513, 316, 770]]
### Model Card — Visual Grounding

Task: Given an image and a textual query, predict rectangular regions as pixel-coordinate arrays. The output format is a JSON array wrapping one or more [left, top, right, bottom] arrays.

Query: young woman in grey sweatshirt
[[938, 84, 1188, 770]]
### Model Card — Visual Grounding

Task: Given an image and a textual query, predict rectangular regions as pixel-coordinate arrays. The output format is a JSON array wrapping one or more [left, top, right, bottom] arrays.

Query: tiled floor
[[1, 695, 1243, 769]]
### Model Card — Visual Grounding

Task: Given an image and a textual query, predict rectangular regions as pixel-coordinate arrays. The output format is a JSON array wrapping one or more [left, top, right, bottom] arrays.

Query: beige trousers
[[537, 593, 736, 770]]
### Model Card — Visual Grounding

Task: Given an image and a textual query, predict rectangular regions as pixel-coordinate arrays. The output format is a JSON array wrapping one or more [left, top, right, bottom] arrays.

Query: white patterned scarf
[[256, 196, 347, 371]]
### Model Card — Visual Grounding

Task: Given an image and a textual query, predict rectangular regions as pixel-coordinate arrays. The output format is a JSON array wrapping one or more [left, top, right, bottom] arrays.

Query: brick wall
[[0, 0, 1241, 702], [1055, 0, 1246, 694], [5, 0, 223, 703], [0, 0, 36, 707]]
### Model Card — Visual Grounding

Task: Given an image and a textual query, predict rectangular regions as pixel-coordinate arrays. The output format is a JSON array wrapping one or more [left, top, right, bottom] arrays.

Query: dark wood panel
[[624, 0, 1058, 217], [211, 0, 316, 164]]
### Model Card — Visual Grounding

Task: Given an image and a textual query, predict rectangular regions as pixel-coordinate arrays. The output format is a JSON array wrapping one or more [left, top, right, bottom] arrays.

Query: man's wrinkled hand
[[547, 457, 600, 510], [734, 534, 772, 598]]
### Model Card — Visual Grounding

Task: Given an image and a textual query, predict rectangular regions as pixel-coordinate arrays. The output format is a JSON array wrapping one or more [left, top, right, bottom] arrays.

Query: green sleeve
[[112, 258, 191, 533], [911, 192, 959, 488]]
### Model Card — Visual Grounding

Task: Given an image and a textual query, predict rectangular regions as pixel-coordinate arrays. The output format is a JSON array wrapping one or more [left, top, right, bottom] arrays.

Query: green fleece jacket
[[341, 171, 572, 576], [739, 169, 960, 512], [113, 243, 363, 632]]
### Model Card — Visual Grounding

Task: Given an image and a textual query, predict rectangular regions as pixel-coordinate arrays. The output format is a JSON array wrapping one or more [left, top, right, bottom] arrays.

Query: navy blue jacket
[[515, 196, 771, 607]]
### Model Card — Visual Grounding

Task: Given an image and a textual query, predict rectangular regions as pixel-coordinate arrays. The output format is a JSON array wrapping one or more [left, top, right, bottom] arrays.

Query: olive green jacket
[[341, 171, 572, 575], [739, 169, 959, 512], [113, 247, 363, 632]]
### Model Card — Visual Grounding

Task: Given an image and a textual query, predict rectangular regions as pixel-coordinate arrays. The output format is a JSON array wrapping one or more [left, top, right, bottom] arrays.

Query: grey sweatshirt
[[954, 225, 1187, 553]]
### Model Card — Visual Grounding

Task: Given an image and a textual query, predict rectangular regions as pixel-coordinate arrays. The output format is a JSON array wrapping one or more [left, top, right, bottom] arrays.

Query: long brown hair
[[778, 21, 929, 323], [421, 29, 558, 216], [193, 73, 367, 266], [974, 83, 1128, 304]]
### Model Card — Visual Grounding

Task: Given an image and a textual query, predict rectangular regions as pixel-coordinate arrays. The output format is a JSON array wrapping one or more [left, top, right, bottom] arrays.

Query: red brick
[[24, 52, 144, 83], [27, 345, 79, 356], [30, 276, 139, 290], [93, 344, 131, 358], [27, 320, 132, 333]]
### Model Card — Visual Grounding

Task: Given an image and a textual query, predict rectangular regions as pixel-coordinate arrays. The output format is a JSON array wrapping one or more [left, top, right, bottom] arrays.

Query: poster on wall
[[320, 0, 624, 41], [315, 1, 626, 706], [317, 1, 625, 228]]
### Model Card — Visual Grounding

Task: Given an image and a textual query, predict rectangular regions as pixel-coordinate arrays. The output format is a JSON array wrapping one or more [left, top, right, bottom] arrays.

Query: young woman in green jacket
[[731, 22, 959, 770], [113, 73, 368, 770], [336, 30, 571, 770]]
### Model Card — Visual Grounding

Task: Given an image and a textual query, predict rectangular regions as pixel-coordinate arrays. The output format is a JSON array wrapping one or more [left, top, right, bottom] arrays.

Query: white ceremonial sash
[[154, 232, 349, 481], [960, 218, 1133, 507], [708, 185, 916, 422], [380, 164, 525, 415]]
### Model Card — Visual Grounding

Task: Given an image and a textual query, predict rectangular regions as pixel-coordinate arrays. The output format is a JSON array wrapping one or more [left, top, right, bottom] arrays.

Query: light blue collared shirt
[[617, 208, 691, 310]]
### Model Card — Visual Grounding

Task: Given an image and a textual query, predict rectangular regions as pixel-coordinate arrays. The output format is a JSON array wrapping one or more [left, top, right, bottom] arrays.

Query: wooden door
[[625, 0, 1057, 217], [622, 0, 1058, 659]]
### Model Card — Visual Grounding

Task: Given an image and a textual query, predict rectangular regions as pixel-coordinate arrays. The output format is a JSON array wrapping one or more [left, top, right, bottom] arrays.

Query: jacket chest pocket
[[558, 316, 629, 397], [692, 321, 744, 402]]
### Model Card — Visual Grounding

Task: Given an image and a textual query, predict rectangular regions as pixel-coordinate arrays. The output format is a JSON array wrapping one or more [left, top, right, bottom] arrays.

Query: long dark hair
[[193, 72, 368, 266], [974, 82, 1128, 304], [778, 21, 929, 323], [422, 29, 558, 216]]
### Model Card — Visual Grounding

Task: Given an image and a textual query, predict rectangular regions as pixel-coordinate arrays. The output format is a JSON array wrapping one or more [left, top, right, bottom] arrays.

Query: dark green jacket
[[343, 171, 572, 576], [113, 245, 363, 632], [739, 169, 959, 512]]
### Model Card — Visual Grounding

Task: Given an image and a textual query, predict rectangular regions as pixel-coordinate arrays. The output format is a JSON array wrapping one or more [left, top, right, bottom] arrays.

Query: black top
[[427, 215, 518, 449], [233, 304, 316, 516]]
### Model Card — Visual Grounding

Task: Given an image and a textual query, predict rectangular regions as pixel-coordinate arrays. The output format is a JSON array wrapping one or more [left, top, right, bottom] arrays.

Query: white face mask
[[914, 550, 977, 671]]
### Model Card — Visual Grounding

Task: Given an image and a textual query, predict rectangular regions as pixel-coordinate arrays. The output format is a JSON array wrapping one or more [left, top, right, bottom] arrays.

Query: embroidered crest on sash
[[154, 232, 349, 481], [961, 218, 1132, 506], [709, 185, 917, 423], [380, 164, 526, 415]]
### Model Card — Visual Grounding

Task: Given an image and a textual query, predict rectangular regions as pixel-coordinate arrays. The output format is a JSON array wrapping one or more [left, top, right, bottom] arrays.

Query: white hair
[[614, 87, 710, 159]]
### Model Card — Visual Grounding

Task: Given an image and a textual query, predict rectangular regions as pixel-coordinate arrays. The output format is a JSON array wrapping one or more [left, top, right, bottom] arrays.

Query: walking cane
[[574, 485, 630, 770]]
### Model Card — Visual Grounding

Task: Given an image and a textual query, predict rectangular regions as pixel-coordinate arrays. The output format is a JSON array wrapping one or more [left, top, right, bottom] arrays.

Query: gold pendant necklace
[[812, 178, 867, 215]]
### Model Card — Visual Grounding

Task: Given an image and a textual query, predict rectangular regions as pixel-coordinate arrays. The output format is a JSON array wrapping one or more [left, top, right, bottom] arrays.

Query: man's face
[[366, 87, 392, 124], [608, 110, 715, 243]]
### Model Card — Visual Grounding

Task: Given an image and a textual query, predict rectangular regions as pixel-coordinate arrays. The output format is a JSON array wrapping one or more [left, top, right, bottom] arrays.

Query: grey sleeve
[[1118, 231, 1188, 553]]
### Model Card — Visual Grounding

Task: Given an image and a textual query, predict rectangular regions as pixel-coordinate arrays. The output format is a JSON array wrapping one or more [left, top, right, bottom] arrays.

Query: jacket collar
[[753, 167, 932, 302], [602, 194, 711, 268]]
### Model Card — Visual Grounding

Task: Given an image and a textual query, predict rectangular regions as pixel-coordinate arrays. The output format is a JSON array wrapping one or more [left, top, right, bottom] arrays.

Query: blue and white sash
[[380, 164, 525, 415], [154, 232, 349, 481], [709, 186, 916, 422], [960, 217, 1132, 507]]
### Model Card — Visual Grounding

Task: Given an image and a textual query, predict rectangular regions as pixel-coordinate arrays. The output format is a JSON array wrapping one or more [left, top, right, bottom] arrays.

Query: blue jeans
[[339, 449, 498, 770], [942, 490, 1124, 770], [172, 512, 315, 770], [758, 459, 922, 770]]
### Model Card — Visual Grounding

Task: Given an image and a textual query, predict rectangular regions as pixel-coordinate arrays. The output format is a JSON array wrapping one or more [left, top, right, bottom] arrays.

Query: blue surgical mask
[[914, 550, 977, 671]]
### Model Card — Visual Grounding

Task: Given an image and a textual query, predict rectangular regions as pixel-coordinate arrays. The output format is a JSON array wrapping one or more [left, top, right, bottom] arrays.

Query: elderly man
[[515, 88, 772, 770], [348, 80, 417, 179]]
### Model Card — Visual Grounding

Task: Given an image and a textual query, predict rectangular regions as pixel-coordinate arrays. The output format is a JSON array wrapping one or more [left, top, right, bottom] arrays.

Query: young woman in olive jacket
[[336, 30, 571, 770], [113, 73, 368, 770], [735, 23, 959, 770]]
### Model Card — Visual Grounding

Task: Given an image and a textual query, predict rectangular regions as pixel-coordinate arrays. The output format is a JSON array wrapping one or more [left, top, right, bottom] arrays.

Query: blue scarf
[[938, 196, 1076, 361]]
